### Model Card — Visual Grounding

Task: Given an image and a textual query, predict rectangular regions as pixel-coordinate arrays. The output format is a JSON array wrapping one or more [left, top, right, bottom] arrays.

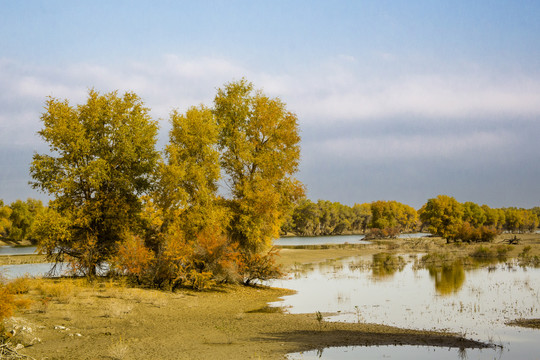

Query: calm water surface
[[0, 262, 63, 278], [274, 233, 429, 246], [0, 246, 37, 255], [270, 255, 540, 359]]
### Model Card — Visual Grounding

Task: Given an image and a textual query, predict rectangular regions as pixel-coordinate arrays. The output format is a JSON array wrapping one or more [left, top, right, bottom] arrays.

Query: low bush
[[238, 247, 282, 285], [364, 227, 400, 239], [470, 246, 496, 259], [455, 223, 500, 243], [108, 228, 282, 290], [0, 276, 32, 337]]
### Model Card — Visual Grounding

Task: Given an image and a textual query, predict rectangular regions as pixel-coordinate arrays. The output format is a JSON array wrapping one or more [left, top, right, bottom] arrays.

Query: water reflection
[[287, 345, 500, 360], [371, 253, 405, 278], [270, 255, 540, 359], [428, 262, 466, 295]]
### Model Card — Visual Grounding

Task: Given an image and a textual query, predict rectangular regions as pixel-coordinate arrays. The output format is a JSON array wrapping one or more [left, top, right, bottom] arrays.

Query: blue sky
[[1, 0, 540, 208]]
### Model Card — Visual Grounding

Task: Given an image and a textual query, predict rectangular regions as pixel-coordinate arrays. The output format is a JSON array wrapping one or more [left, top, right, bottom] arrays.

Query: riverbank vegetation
[[281, 195, 539, 242]]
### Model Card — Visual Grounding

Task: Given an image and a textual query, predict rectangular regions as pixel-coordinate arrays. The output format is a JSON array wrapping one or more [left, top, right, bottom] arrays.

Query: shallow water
[[0, 262, 107, 278], [275, 234, 370, 246], [288, 344, 504, 360], [270, 255, 540, 359]]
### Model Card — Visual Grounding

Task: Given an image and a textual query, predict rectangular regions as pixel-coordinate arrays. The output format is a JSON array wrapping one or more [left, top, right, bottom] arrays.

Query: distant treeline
[[281, 196, 540, 242]]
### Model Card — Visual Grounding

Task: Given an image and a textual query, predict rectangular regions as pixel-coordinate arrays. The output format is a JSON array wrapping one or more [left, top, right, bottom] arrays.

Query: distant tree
[[214, 79, 304, 252], [351, 203, 371, 233], [503, 208, 524, 233], [462, 202, 486, 228], [419, 195, 464, 242], [482, 205, 504, 230], [531, 207, 540, 226], [370, 200, 398, 230], [291, 199, 321, 236], [30, 90, 160, 275], [0, 200, 12, 238], [369, 200, 418, 234], [8, 199, 44, 242], [317, 200, 340, 235]]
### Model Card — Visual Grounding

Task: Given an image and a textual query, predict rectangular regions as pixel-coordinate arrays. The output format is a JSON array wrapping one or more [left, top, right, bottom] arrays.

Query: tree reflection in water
[[371, 253, 405, 278], [428, 261, 466, 295]]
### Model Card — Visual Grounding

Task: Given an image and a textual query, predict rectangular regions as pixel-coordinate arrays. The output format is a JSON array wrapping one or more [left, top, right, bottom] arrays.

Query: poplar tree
[[30, 90, 159, 275], [214, 79, 304, 252]]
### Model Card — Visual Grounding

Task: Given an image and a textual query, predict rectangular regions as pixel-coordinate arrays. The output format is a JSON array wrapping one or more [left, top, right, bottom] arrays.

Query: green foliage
[[30, 89, 160, 275], [291, 199, 321, 236], [8, 198, 44, 242], [462, 202, 486, 227], [285, 199, 418, 237]]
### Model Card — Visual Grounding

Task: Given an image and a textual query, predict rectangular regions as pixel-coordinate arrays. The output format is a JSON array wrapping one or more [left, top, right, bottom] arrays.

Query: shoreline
[[7, 282, 489, 360]]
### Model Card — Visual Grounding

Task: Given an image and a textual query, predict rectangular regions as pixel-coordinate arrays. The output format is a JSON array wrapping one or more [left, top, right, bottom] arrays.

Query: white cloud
[[1, 54, 540, 148], [308, 130, 514, 162], [285, 71, 540, 123]]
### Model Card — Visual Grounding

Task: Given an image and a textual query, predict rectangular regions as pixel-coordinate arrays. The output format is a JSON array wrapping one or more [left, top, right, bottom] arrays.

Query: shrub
[[110, 235, 155, 284], [238, 247, 282, 285], [496, 245, 511, 258], [190, 229, 241, 284], [0, 277, 32, 337], [455, 223, 500, 243], [364, 227, 400, 239], [5, 277, 31, 294], [470, 246, 495, 258]]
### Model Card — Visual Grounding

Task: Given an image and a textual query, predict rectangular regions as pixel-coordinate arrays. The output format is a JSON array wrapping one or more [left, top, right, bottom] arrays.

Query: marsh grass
[[315, 311, 323, 331], [246, 305, 283, 314], [102, 300, 133, 318], [108, 337, 129, 359]]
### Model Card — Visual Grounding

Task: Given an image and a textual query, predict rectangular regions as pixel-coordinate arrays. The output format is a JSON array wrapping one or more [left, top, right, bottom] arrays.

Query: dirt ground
[[3, 233, 540, 359], [5, 280, 487, 360]]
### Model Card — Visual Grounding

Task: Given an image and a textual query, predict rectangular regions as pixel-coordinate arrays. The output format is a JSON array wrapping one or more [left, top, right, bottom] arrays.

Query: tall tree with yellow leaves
[[214, 79, 304, 252], [159, 105, 228, 239], [30, 90, 159, 275]]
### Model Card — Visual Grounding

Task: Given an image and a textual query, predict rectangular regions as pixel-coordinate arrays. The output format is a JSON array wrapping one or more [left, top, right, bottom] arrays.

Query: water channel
[[274, 233, 430, 246], [0, 245, 37, 255]]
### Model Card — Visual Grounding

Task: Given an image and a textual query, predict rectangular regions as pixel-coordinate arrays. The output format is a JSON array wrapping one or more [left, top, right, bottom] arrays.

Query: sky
[[1, 0, 539, 209]]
